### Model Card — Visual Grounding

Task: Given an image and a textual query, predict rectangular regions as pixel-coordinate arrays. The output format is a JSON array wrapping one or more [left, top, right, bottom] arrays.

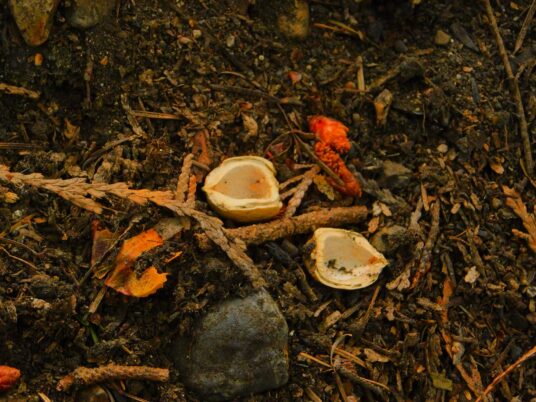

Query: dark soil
[[1, 0, 535, 401]]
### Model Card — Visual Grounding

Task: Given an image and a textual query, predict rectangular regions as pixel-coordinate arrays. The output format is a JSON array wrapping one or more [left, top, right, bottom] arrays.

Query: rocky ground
[[0, 0, 535, 401]]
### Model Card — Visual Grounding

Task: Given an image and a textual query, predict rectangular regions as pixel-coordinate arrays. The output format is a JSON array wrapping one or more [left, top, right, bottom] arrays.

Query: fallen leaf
[[363, 348, 390, 363], [464, 266, 480, 284], [503, 186, 536, 253], [374, 89, 393, 126], [91, 220, 116, 267], [241, 113, 258, 141], [368, 216, 380, 233], [106, 265, 168, 297], [379, 202, 392, 217], [386, 266, 411, 291], [0, 365, 21, 391], [104, 228, 167, 297], [313, 174, 336, 200], [489, 158, 504, 174], [288, 71, 302, 85], [430, 372, 453, 391], [63, 119, 80, 139]]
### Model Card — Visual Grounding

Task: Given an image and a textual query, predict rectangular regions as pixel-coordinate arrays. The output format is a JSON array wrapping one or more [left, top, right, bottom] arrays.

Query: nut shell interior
[[203, 156, 282, 223], [305, 228, 388, 290]]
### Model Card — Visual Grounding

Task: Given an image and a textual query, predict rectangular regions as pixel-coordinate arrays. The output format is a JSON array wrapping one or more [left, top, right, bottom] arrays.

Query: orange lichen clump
[[309, 115, 351, 153], [0, 365, 20, 391], [309, 116, 361, 197]]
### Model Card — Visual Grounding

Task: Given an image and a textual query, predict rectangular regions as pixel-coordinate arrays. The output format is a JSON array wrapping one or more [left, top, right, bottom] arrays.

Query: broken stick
[[56, 364, 169, 391], [0, 83, 40, 100], [196, 205, 368, 250]]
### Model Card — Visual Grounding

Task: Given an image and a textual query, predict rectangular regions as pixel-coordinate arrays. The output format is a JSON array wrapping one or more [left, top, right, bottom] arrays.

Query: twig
[[334, 364, 392, 401], [0, 83, 40, 99], [196, 205, 368, 249], [349, 284, 381, 336], [56, 365, 169, 391], [295, 265, 318, 302], [130, 110, 181, 120], [284, 166, 320, 218], [121, 94, 149, 140], [476, 344, 536, 402], [482, 0, 534, 175], [209, 84, 303, 106], [186, 175, 197, 208], [0, 247, 38, 272], [514, 0, 536, 54], [0, 142, 42, 150], [175, 154, 193, 202], [410, 201, 440, 289], [0, 165, 266, 289]]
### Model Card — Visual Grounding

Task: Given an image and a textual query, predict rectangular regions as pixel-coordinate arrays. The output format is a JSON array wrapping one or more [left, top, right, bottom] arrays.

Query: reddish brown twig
[[410, 201, 440, 289], [56, 364, 169, 392], [476, 344, 536, 402], [196, 205, 368, 249]]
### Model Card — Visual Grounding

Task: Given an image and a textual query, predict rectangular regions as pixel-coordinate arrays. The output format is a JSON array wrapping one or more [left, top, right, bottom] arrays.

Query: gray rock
[[175, 289, 289, 401], [9, 0, 60, 46], [66, 0, 115, 29], [371, 225, 407, 255], [379, 160, 412, 189]]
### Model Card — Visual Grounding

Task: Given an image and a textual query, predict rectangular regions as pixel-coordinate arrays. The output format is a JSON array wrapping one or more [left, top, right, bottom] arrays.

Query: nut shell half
[[304, 228, 388, 290], [203, 156, 282, 223]]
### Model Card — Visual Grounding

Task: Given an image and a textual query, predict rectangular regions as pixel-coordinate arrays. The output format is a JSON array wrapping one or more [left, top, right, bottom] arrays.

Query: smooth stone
[[9, 0, 60, 46], [66, 0, 115, 29], [175, 289, 289, 401], [434, 29, 451, 46]]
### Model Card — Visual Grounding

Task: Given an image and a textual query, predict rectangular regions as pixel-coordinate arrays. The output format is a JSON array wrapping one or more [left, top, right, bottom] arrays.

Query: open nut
[[304, 228, 388, 290], [203, 156, 282, 223]]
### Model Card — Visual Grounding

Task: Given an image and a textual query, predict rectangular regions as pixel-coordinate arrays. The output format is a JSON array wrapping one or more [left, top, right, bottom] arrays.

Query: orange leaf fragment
[[104, 228, 168, 297], [0, 365, 21, 391], [106, 265, 168, 298], [288, 71, 302, 85]]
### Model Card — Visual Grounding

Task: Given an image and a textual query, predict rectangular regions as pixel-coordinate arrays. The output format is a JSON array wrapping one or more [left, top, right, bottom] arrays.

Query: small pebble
[[394, 39, 408, 53], [437, 143, 449, 153], [434, 30, 451, 46]]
